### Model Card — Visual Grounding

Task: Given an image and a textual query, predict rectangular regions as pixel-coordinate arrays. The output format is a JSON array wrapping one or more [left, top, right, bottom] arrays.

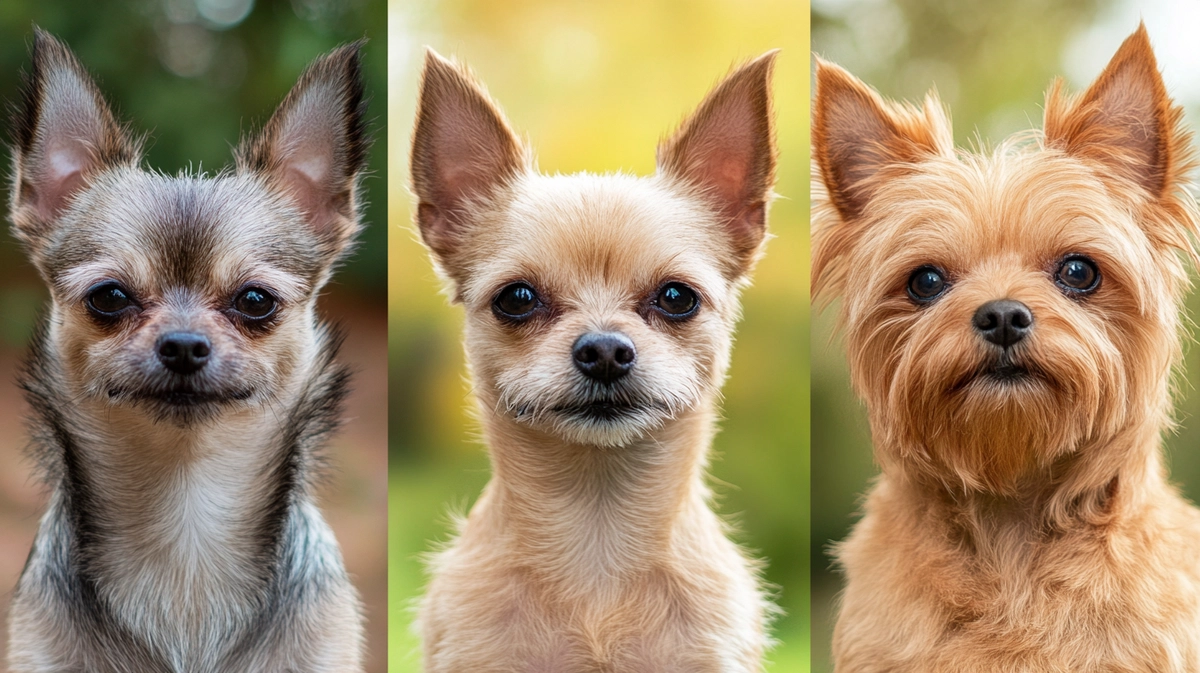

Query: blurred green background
[[811, 1, 1200, 671], [0, 1, 388, 670], [388, 1, 809, 671]]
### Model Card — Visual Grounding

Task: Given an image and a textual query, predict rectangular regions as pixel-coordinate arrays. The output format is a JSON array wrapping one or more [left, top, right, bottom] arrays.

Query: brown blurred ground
[[0, 287, 387, 670]]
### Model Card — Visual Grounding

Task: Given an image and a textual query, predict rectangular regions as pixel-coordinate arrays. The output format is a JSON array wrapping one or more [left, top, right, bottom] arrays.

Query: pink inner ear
[[265, 81, 354, 236], [420, 90, 521, 212], [410, 52, 526, 255], [278, 134, 338, 227], [1044, 26, 1175, 198], [33, 140, 89, 219], [656, 53, 776, 260], [687, 110, 757, 212], [22, 64, 121, 220], [1090, 69, 1161, 172]]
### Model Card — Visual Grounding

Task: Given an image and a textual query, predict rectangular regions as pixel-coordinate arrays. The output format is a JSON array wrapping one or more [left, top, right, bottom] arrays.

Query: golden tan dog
[[410, 50, 779, 672], [812, 25, 1200, 672]]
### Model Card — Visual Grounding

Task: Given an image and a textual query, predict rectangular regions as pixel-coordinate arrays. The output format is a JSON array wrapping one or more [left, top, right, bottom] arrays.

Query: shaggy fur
[[812, 24, 1200, 672], [6, 29, 369, 672], [411, 50, 779, 672]]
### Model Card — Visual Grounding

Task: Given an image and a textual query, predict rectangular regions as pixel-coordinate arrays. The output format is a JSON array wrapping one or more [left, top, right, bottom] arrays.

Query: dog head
[[812, 25, 1199, 493], [411, 50, 777, 448], [9, 30, 368, 425]]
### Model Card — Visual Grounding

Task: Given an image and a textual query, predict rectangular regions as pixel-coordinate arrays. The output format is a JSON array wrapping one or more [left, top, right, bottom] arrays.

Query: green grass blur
[[811, 1, 1200, 670], [388, 1, 810, 670]]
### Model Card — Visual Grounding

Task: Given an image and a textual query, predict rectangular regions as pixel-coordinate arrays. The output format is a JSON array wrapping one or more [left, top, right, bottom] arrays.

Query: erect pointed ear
[[811, 58, 943, 224], [1043, 23, 1186, 204], [10, 28, 139, 249], [657, 50, 778, 275], [238, 41, 370, 264], [410, 49, 525, 270]]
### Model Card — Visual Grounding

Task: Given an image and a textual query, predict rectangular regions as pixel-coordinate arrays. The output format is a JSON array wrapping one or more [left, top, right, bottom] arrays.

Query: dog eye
[[233, 287, 277, 319], [907, 267, 948, 303], [86, 283, 135, 316], [493, 283, 540, 320], [654, 282, 699, 319], [1055, 255, 1100, 294]]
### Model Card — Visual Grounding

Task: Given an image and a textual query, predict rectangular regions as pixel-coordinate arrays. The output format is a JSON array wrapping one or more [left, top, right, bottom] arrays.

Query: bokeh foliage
[[389, 1, 809, 670], [810, 1, 1200, 671]]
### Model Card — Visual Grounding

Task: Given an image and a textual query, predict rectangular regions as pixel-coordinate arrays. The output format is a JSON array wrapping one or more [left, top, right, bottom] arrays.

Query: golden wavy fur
[[813, 25, 1200, 671]]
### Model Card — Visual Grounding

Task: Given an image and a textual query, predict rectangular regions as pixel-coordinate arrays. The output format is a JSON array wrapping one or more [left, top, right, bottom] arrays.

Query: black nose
[[973, 299, 1033, 348], [157, 332, 211, 375], [572, 332, 636, 383]]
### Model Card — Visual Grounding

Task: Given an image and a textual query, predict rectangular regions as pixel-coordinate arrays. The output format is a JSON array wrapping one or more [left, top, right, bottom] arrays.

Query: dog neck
[[20, 321, 347, 652], [473, 395, 719, 597], [892, 413, 1170, 539]]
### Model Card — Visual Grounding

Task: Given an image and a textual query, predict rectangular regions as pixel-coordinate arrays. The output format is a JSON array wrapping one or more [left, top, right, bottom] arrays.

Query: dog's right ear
[[410, 50, 525, 284], [811, 59, 944, 224], [10, 29, 139, 252], [811, 59, 946, 299]]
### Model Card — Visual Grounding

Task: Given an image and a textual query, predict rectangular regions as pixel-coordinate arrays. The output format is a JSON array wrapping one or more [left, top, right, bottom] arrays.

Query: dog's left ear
[[238, 41, 370, 265], [658, 51, 778, 277], [1044, 24, 1192, 226]]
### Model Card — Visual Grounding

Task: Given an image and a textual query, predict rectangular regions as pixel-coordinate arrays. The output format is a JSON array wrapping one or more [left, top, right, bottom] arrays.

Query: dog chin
[[108, 386, 254, 425]]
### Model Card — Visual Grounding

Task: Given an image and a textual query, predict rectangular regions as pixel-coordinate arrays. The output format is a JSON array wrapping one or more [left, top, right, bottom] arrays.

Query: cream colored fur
[[411, 50, 780, 672]]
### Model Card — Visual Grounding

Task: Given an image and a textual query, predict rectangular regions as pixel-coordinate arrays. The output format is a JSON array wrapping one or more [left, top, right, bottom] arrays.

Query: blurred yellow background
[[388, 0, 810, 670], [811, 1, 1200, 671]]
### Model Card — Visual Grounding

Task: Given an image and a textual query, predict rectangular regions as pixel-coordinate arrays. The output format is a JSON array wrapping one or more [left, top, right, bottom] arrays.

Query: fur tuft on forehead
[[41, 172, 326, 298]]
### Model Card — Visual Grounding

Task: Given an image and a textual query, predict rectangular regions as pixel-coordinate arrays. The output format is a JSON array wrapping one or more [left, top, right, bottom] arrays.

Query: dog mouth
[[507, 394, 673, 425], [109, 386, 254, 407], [550, 400, 653, 422], [951, 354, 1048, 392]]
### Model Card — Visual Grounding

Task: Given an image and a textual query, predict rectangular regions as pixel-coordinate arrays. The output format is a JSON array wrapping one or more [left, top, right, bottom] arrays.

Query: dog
[[410, 49, 779, 672], [812, 24, 1200, 672], [5, 29, 369, 672]]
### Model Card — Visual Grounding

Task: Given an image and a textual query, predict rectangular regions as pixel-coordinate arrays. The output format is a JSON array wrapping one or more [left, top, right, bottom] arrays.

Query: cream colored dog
[[411, 50, 779, 672]]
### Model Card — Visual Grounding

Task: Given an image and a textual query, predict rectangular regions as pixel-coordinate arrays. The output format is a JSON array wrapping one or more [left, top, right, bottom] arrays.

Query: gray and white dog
[[5, 30, 369, 672]]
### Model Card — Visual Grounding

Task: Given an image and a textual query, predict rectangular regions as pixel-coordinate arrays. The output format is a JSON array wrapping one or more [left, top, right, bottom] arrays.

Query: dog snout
[[973, 299, 1032, 348], [157, 332, 212, 375], [572, 332, 636, 383]]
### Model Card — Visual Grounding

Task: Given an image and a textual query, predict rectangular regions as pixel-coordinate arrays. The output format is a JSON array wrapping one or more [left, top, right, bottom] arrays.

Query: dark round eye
[[1056, 255, 1100, 294], [234, 287, 277, 319], [655, 282, 699, 318], [494, 283, 539, 320], [87, 283, 134, 315], [907, 266, 948, 303]]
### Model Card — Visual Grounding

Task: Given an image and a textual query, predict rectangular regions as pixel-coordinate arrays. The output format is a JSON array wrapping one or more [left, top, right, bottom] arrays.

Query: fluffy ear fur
[[811, 58, 946, 224], [657, 51, 779, 276], [1043, 23, 1197, 253], [410, 49, 526, 276], [810, 59, 951, 300], [237, 41, 369, 265], [9, 28, 140, 252]]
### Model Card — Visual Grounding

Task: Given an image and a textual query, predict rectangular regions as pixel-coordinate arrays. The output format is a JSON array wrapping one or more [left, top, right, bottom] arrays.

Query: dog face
[[411, 51, 777, 447], [10, 30, 368, 425], [812, 25, 1199, 492]]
